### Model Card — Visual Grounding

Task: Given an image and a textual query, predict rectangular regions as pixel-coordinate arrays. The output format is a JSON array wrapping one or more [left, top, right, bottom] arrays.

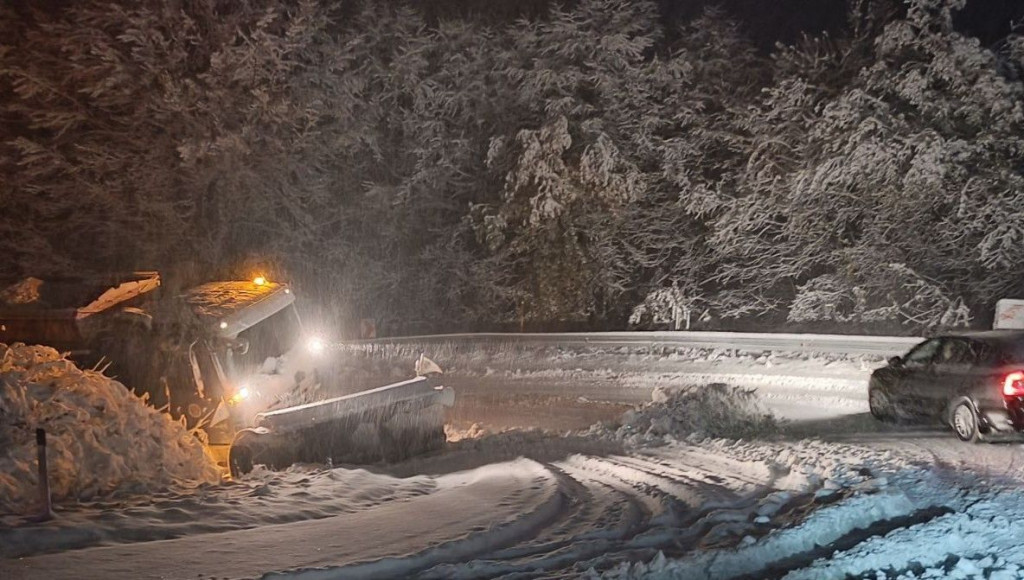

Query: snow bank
[[0, 344, 219, 515], [341, 340, 887, 378], [594, 383, 780, 443], [780, 474, 1024, 580]]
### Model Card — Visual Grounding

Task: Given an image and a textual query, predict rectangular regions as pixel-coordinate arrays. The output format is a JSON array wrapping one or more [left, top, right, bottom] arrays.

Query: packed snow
[[0, 465, 435, 558], [590, 383, 780, 443], [183, 281, 284, 320]]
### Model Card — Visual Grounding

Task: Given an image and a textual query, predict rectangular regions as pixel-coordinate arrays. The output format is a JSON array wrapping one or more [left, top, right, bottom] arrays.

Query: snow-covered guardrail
[[360, 331, 922, 357]]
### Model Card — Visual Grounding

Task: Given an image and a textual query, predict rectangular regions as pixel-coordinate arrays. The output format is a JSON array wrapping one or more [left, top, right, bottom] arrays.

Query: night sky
[[955, 0, 1024, 47], [12, 1, 1024, 51], [423, 0, 1024, 51], [663, 0, 1024, 50], [658, 0, 850, 49]]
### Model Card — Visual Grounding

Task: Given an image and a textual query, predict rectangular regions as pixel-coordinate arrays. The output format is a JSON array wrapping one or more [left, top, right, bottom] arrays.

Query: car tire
[[868, 386, 896, 423], [951, 401, 981, 443]]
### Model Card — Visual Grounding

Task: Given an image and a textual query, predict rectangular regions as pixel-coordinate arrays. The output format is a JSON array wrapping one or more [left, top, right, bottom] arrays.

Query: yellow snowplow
[[0, 272, 454, 474]]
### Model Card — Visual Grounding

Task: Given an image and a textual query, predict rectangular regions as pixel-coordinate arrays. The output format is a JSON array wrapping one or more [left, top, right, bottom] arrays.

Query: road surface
[[5, 345, 1023, 580]]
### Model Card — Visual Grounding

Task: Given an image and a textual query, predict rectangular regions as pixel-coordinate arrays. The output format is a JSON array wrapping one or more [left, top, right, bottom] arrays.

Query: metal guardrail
[[359, 331, 922, 357]]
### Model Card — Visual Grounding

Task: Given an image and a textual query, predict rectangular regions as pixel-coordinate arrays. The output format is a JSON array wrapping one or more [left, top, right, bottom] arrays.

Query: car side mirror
[[888, 356, 903, 367]]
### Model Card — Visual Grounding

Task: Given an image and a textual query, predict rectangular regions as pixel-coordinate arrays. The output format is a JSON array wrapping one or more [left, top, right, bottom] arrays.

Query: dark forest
[[3, 0, 1024, 335]]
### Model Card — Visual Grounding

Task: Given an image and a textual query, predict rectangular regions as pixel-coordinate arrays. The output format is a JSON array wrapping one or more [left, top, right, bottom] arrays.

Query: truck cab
[[183, 279, 324, 442], [1, 272, 454, 474], [0, 273, 319, 440]]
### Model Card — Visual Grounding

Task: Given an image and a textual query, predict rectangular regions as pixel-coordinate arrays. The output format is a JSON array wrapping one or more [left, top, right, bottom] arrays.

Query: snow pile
[[598, 383, 780, 443], [642, 464, 1024, 580], [183, 280, 282, 319], [779, 473, 1024, 580], [0, 344, 220, 515], [444, 422, 489, 442], [0, 276, 43, 304]]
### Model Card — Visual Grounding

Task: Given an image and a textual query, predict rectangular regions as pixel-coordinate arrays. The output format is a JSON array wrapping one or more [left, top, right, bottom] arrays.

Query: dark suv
[[868, 330, 1024, 442]]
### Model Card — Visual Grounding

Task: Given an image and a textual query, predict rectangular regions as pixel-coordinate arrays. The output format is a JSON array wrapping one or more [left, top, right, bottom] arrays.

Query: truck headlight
[[228, 386, 250, 406], [307, 337, 325, 355]]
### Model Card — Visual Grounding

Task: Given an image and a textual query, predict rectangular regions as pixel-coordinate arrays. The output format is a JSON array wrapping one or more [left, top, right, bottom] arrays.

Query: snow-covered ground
[[3, 342, 1024, 579]]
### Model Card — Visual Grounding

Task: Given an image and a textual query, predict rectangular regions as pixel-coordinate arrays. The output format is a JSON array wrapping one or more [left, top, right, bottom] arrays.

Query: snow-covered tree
[[0, 1, 349, 280], [707, 0, 1024, 330], [4, 0, 1022, 334]]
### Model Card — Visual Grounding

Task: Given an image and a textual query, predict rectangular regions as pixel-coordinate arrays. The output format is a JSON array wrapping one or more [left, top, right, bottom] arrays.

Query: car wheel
[[951, 401, 981, 443], [868, 386, 896, 422]]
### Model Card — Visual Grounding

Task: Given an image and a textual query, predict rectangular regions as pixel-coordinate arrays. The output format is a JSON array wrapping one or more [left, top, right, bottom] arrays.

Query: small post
[[33, 428, 54, 521]]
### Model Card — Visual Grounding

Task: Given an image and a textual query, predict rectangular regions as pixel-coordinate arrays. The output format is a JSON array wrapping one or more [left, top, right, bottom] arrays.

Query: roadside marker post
[[33, 428, 54, 522]]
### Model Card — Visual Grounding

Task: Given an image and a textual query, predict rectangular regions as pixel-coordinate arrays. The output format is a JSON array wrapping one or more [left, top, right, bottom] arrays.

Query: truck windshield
[[232, 304, 303, 374]]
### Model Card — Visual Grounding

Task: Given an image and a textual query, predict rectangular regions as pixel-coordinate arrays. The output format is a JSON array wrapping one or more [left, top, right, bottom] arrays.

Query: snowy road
[[2, 444, 824, 580], [5, 345, 1024, 579], [445, 360, 1024, 483], [7, 460, 562, 579]]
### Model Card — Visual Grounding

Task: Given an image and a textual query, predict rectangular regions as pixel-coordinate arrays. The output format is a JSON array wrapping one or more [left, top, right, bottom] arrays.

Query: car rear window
[[979, 340, 1024, 365]]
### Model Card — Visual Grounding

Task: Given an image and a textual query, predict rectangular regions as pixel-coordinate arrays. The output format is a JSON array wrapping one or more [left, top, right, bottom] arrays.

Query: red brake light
[[1003, 371, 1024, 396]]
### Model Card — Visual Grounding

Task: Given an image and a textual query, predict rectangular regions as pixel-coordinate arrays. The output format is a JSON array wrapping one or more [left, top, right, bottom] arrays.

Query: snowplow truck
[[0, 272, 453, 473]]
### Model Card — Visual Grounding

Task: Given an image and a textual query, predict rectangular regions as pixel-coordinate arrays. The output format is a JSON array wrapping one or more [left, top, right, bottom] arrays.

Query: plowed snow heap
[[610, 384, 780, 442], [0, 343, 220, 515]]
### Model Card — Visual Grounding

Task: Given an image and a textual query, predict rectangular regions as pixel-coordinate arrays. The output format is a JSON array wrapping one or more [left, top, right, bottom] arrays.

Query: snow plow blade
[[228, 376, 454, 477]]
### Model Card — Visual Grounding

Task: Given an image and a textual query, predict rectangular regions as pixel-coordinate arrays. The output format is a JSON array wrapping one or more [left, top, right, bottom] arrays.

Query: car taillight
[[1003, 371, 1024, 396]]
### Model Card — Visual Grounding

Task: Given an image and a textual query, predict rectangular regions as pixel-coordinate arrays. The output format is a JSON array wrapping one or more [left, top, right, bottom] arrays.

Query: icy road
[[5, 344, 1024, 579]]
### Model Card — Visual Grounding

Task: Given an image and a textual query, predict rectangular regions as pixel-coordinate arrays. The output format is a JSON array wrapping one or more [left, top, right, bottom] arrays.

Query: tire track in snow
[[412, 453, 785, 579]]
